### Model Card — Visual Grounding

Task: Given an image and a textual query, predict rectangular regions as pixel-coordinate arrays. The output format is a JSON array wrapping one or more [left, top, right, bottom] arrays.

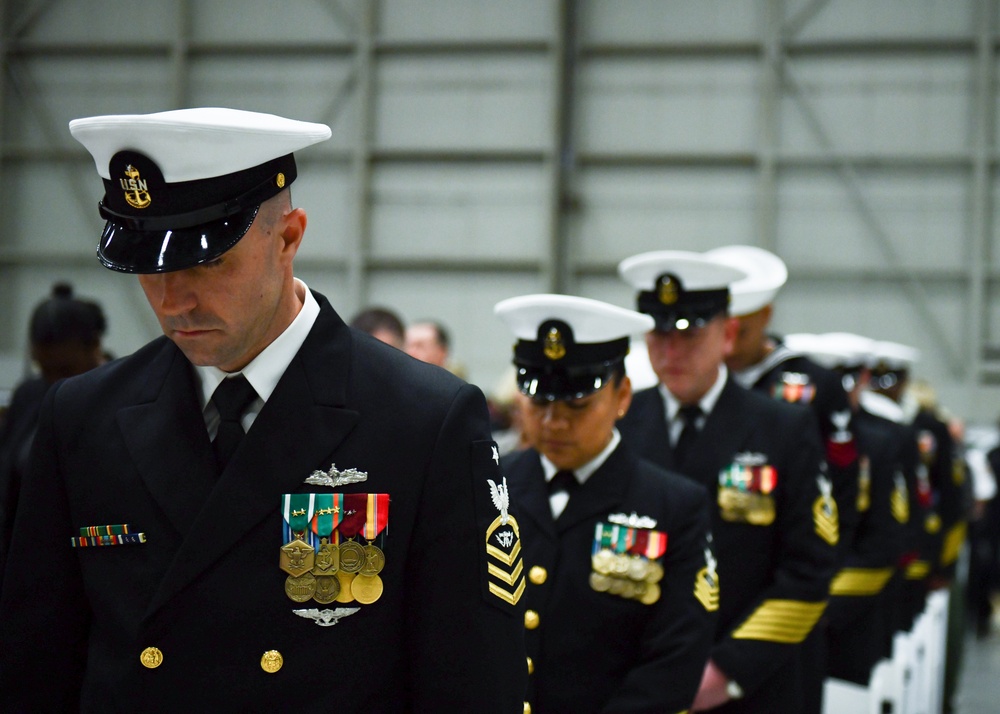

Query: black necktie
[[548, 470, 578, 518], [673, 404, 702, 466], [548, 470, 578, 497], [211, 374, 258, 473]]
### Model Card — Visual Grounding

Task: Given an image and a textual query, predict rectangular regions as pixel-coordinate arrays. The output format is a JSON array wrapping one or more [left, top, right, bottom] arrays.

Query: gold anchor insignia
[[543, 327, 566, 361], [658, 276, 678, 305], [120, 165, 152, 209]]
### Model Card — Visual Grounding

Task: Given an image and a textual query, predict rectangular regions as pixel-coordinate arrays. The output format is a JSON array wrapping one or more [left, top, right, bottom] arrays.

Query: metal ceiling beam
[[781, 65, 964, 377], [347, 0, 375, 314], [970, 0, 996, 388], [546, 0, 575, 294], [756, 0, 782, 252]]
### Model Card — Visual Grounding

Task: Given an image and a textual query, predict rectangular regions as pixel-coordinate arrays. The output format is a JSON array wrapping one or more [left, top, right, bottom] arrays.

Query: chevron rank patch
[[694, 545, 720, 612], [891, 472, 910, 524], [856, 456, 871, 513], [473, 440, 524, 611], [813, 473, 839, 546]]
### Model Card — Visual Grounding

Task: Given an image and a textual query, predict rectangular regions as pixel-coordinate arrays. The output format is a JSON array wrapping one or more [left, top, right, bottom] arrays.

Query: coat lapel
[[683, 377, 754, 487], [144, 296, 361, 617], [627, 389, 674, 471], [117, 340, 216, 537]]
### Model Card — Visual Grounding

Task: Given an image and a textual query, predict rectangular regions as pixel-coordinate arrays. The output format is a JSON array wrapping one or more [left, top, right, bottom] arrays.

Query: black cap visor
[[97, 205, 259, 274], [516, 360, 621, 402], [637, 288, 729, 333]]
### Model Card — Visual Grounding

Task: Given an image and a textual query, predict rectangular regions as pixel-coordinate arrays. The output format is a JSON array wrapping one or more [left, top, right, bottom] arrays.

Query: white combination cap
[[868, 340, 921, 371], [704, 245, 788, 317], [494, 294, 653, 401], [617, 250, 747, 332], [69, 107, 332, 273]]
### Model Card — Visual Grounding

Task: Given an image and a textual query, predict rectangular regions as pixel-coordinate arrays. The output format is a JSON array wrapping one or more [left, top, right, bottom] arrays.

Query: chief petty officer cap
[[494, 294, 654, 402], [807, 332, 877, 372], [704, 245, 788, 318], [69, 107, 332, 274], [867, 339, 920, 390], [617, 250, 747, 332]]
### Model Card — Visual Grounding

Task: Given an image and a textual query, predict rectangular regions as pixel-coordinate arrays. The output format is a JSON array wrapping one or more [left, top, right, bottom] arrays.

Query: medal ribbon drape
[[338, 493, 368, 538], [363, 493, 390, 540]]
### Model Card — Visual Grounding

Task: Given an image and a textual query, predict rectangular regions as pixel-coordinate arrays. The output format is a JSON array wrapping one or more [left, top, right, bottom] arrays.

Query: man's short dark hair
[[350, 306, 405, 343]]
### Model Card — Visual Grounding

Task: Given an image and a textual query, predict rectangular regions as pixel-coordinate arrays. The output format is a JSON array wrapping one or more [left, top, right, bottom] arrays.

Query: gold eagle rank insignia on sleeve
[[473, 440, 524, 610]]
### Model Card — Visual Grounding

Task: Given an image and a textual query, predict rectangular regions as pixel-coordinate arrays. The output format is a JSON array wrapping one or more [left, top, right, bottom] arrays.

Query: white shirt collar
[[541, 428, 622, 486], [733, 340, 796, 389], [660, 364, 728, 422], [196, 278, 319, 409]]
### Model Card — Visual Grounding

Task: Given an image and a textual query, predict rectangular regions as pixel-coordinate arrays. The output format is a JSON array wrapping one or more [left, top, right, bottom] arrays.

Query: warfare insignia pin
[[607, 512, 658, 529], [305, 463, 368, 488], [293, 607, 360, 627]]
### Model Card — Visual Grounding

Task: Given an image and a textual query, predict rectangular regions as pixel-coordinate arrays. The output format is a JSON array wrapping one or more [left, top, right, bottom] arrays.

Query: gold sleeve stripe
[[731, 599, 827, 644], [940, 521, 967, 567], [829, 567, 895, 596], [905, 560, 930, 580]]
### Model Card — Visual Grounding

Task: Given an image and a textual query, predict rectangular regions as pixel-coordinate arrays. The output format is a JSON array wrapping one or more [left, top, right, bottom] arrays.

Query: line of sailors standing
[[494, 246, 966, 714]]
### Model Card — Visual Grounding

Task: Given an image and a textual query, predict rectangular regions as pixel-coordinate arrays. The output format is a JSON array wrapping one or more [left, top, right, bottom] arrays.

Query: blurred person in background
[[405, 320, 450, 368], [349, 305, 405, 349], [0, 281, 108, 581]]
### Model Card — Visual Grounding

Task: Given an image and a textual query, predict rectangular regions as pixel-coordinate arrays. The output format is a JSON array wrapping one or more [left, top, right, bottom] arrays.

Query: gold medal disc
[[645, 561, 665, 584], [589, 572, 612, 592], [339, 540, 366, 574], [626, 556, 649, 582], [313, 540, 340, 575], [335, 571, 357, 603], [610, 554, 630, 576], [640, 582, 661, 605], [285, 572, 317, 602], [352, 573, 384, 604], [280, 538, 316, 577], [608, 576, 626, 595], [360, 544, 386, 576], [313, 574, 342, 604], [592, 549, 615, 575]]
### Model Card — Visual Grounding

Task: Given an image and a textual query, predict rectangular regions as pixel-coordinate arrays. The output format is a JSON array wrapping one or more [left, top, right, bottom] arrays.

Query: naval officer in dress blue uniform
[[787, 332, 908, 689], [0, 108, 526, 713], [496, 294, 717, 714], [705, 246, 861, 714], [616, 251, 838, 714]]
